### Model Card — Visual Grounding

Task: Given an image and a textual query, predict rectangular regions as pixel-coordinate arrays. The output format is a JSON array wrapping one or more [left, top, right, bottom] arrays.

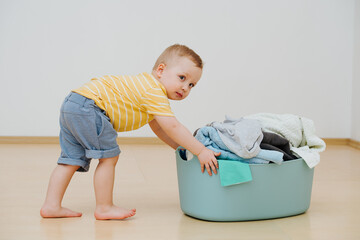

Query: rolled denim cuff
[[85, 146, 121, 159]]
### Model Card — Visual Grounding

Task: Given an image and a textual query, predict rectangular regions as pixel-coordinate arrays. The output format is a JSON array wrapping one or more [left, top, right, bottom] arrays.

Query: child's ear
[[156, 63, 166, 78]]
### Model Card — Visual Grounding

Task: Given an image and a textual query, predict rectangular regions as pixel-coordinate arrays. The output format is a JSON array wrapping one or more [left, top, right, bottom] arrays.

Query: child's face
[[155, 56, 202, 100]]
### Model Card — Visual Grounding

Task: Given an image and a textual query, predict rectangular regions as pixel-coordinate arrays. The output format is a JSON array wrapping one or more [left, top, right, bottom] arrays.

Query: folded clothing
[[261, 131, 297, 160], [245, 113, 326, 168], [194, 126, 284, 164], [208, 116, 263, 159]]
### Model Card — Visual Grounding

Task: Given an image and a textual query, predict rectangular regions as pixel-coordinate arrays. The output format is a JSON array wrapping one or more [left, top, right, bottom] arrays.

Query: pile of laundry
[[179, 113, 326, 187]]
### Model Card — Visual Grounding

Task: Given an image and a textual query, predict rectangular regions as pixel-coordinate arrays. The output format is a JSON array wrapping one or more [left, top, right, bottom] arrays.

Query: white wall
[[0, 0, 355, 138], [352, 0, 360, 142]]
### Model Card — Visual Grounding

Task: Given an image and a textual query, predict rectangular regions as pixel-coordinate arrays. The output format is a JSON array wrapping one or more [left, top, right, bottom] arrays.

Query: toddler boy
[[40, 44, 220, 220]]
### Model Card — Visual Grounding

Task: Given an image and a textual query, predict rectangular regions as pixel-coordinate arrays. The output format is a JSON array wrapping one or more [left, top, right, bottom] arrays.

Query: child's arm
[[149, 119, 179, 150], [152, 115, 220, 176]]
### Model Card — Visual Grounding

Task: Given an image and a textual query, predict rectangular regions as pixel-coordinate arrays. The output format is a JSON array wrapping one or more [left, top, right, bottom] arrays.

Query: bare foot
[[40, 205, 82, 218], [94, 205, 136, 220]]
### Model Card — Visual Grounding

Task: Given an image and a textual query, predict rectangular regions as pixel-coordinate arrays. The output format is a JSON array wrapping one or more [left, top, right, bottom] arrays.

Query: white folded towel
[[245, 113, 326, 168]]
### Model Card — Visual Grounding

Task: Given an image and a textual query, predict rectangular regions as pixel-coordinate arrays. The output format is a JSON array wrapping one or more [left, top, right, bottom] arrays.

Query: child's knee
[[57, 164, 81, 171], [99, 156, 119, 165]]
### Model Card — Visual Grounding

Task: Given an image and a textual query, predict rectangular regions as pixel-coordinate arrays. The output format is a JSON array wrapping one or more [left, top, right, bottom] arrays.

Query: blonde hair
[[153, 44, 203, 70]]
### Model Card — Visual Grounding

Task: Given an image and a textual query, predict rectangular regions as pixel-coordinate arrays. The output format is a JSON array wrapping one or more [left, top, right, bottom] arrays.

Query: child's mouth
[[176, 92, 183, 98]]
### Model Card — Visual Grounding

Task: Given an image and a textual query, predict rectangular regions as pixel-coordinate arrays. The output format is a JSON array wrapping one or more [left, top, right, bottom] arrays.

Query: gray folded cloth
[[209, 116, 263, 159]]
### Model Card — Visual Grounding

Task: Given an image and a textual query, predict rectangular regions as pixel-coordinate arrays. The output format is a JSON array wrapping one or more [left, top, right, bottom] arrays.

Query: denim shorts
[[58, 92, 121, 172]]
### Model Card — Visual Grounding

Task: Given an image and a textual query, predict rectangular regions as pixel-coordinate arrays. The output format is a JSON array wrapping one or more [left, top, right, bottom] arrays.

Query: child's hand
[[197, 147, 221, 176]]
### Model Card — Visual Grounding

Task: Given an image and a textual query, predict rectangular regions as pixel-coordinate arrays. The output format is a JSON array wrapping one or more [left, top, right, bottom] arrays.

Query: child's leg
[[93, 156, 136, 220], [40, 164, 82, 218]]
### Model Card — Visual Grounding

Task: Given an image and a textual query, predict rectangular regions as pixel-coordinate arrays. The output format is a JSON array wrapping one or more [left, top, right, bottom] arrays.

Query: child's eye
[[179, 75, 185, 80], [189, 83, 194, 88]]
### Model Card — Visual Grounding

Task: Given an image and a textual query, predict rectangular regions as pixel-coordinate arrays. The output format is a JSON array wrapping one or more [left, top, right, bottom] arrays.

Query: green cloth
[[218, 160, 252, 186]]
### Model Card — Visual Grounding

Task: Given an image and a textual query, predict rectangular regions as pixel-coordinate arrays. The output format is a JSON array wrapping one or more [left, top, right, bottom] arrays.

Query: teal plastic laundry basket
[[176, 148, 314, 221]]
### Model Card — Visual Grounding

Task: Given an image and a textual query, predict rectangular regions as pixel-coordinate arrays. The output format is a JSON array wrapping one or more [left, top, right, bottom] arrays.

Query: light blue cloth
[[195, 126, 284, 164], [218, 160, 252, 186]]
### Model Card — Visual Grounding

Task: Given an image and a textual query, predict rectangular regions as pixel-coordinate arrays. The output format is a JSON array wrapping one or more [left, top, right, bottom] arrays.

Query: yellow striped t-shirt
[[73, 72, 174, 132]]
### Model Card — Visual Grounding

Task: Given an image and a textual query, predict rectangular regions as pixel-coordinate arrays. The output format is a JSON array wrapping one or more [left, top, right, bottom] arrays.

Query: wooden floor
[[0, 143, 359, 240]]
